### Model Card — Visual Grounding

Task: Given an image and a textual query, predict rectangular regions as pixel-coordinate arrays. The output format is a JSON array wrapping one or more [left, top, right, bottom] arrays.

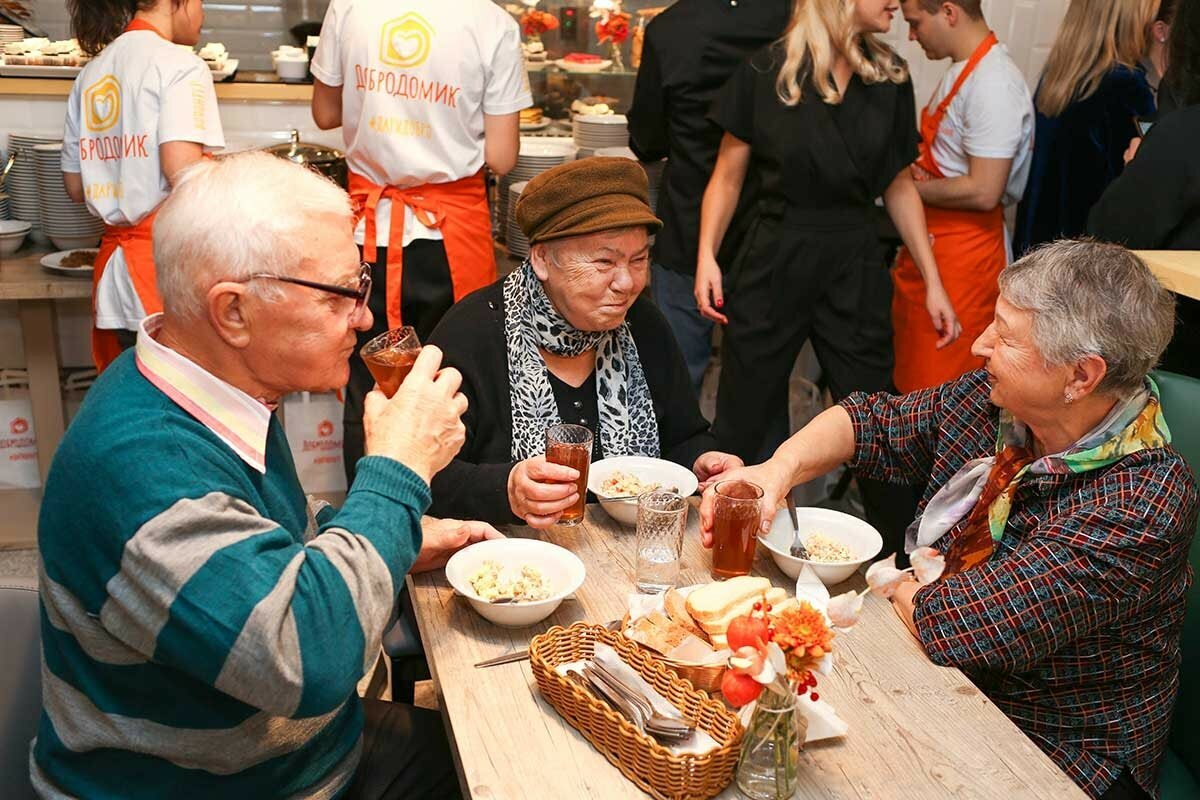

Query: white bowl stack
[[0, 25, 24, 46], [6, 133, 63, 244], [34, 143, 103, 250], [0, 190, 9, 220], [495, 136, 576, 247], [505, 181, 530, 260], [592, 147, 665, 215], [572, 114, 628, 153]]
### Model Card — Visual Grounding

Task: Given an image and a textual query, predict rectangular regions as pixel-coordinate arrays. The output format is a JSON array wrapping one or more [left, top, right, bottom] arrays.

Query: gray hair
[[153, 150, 353, 320], [998, 240, 1176, 396]]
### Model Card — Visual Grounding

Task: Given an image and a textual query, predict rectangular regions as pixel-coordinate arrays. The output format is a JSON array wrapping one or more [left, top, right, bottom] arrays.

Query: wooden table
[[409, 508, 1087, 800], [0, 245, 92, 548], [1135, 250, 1200, 301]]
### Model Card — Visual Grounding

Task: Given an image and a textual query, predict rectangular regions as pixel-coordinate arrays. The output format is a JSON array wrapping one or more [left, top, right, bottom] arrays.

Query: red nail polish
[[716, 299, 724, 308]]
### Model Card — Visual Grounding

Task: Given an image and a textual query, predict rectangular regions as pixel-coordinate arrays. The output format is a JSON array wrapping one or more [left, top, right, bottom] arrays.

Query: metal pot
[[264, 129, 348, 189]]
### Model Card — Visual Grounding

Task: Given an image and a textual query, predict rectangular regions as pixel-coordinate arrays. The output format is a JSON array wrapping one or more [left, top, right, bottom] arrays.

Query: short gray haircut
[[153, 150, 353, 319], [998, 240, 1176, 396]]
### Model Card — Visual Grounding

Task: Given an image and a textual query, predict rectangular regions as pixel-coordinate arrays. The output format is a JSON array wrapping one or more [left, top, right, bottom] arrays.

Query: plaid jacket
[[841, 370, 1197, 799]]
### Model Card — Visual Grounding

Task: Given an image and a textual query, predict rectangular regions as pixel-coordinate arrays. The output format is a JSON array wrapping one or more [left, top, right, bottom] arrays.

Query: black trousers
[[344, 239, 454, 483], [1098, 768, 1151, 800], [342, 698, 462, 800], [712, 215, 918, 555]]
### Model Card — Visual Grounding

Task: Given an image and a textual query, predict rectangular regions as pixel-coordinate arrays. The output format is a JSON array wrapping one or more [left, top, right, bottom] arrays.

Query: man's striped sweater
[[32, 352, 428, 798]]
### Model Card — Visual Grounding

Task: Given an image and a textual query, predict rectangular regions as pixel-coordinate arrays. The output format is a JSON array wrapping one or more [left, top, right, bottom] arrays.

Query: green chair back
[[1153, 369, 1200, 791]]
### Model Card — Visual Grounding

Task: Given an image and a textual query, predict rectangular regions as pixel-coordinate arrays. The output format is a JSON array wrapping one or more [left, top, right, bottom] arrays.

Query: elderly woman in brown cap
[[427, 157, 742, 527]]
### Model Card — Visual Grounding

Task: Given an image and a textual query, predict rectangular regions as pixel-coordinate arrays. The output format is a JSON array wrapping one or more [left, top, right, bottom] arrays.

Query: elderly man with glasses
[[31, 152, 490, 799]]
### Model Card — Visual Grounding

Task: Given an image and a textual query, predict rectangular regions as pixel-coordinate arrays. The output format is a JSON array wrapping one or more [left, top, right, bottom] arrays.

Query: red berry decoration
[[721, 670, 764, 707], [765, 603, 773, 612], [810, 692, 820, 702], [752, 601, 762, 611], [726, 614, 771, 650]]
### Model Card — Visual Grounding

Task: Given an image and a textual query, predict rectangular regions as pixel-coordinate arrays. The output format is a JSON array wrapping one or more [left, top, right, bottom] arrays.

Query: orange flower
[[772, 602, 834, 682]]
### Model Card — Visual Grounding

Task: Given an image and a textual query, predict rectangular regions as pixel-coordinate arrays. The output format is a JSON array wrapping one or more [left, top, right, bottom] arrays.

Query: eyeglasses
[[245, 262, 372, 317]]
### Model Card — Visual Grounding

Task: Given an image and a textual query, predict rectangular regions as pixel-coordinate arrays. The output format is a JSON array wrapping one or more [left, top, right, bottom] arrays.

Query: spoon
[[786, 494, 810, 559]]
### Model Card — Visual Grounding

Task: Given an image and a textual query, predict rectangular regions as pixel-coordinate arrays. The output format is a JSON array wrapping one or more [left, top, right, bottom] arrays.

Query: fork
[[786, 494, 811, 559], [585, 662, 695, 739], [473, 619, 622, 669]]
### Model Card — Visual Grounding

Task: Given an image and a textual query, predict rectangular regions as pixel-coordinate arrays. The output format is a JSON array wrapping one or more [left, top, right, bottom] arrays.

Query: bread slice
[[686, 576, 771, 626], [626, 611, 691, 655], [697, 587, 788, 637], [664, 588, 708, 642]]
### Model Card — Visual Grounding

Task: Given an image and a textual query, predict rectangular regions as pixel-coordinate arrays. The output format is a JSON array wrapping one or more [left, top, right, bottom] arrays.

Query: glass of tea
[[711, 480, 764, 579], [544, 423, 593, 527], [360, 326, 421, 399]]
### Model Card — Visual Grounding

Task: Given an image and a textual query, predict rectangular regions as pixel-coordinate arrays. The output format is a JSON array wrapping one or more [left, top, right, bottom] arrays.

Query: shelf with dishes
[[0, 37, 239, 81]]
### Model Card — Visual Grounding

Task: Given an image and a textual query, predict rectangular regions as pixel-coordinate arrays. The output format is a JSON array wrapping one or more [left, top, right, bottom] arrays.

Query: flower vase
[[609, 40, 625, 71], [735, 686, 806, 800]]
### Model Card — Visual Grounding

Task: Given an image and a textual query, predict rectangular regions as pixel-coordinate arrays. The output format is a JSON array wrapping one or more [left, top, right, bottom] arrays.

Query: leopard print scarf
[[504, 261, 660, 462]]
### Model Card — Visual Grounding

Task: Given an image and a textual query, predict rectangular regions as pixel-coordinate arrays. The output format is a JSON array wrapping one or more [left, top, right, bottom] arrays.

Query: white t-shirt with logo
[[926, 44, 1034, 207], [62, 29, 224, 330], [311, 0, 531, 247]]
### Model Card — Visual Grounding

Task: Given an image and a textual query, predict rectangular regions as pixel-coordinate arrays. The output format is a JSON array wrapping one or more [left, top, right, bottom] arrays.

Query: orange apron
[[90, 18, 169, 372], [349, 170, 496, 329], [91, 208, 162, 372], [893, 32, 1006, 394]]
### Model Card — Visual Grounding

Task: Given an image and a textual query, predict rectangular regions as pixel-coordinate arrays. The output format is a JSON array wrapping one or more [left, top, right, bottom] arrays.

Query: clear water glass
[[635, 491, 688, 593]]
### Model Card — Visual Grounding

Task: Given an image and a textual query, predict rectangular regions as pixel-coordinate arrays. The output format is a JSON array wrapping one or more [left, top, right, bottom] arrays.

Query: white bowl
[[0, 219, 31, 255], [275, 57, 308, 81], [48, 233, 101, 250], [587, 455, 699, 527], [759, 507, 883, 585], [444, 538, 586, 628]]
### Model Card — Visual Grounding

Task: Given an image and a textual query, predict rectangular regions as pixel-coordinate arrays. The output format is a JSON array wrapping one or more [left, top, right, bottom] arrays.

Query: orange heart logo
[[10, 418, 29, 435], [379, 13, 434, 69], [317, 420, 334, 438], [83, 74, 121, 133]]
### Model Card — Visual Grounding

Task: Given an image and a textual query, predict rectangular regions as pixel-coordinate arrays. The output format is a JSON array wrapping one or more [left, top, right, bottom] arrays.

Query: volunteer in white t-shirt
[[62, 0, 224, 371], [893, 0, 1034, 393], [310, 0, 530, 477]]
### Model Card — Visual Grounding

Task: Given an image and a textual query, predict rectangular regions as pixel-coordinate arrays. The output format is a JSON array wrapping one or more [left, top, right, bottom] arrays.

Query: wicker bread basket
[[620, 613, 727, 693], [530, 622, 743, 800]]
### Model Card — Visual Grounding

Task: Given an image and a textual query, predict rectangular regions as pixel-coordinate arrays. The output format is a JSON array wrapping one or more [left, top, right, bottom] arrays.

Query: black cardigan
[[427, 279, 716, 523]]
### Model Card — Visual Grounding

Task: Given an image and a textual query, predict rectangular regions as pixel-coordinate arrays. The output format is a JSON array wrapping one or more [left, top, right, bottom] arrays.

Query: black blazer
[[426, 279, 716, 523]]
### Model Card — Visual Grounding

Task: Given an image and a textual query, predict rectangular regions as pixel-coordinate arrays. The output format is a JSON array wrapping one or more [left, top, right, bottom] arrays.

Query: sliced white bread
[[685, 576, 770, 626]]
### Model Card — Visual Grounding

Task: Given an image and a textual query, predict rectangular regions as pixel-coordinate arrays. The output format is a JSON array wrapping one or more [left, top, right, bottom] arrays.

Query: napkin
[[556, 643, 720, 755], [794, 565, 835, 677], [737, 694, 849, 744]]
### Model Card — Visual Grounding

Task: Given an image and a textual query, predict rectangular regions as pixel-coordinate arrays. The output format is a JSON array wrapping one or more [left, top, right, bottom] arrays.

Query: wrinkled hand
[[694, 254, 728, 325], [910, 162, 935, 182], [363, 345, 467, 485], [692, 451, 744, 491], [697, 461, 791, 547], [890, 577, 921, 639], [410, 517, 505, 574], [925, 283, 962, 349], [1124, 137, 1142, 165], [507, 455, 580, 529]]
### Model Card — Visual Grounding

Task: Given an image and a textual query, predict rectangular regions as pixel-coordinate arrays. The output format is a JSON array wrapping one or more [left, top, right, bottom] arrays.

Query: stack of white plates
[[0, 190, 9, 220], [591, 148, 666, 215], [0, 26, 24, 45], [6, 132, 62, 243], [34, 143, 104, 250], [495, 137, 576, 244], [572, 115, 628, 150], [505, 181, 530, 260]]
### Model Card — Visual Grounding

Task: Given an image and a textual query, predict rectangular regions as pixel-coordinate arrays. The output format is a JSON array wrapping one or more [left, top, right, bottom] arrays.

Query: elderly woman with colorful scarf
[[427, 157, 742, 527], [700, 240, 1196, 800]]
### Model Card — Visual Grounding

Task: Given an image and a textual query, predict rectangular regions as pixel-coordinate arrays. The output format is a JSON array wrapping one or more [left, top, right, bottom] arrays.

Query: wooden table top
[[409, 506, 1086, 800], [0, 244, 92, 301], [1135, 250, 1200, 301]]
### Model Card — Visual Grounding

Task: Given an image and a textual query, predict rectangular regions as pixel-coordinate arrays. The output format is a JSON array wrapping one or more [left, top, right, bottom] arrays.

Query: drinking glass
[[635, 491, 688, 593], [360, 326, 421, 398], [544, 423, 593, 526], [711, 480, 764, 579]]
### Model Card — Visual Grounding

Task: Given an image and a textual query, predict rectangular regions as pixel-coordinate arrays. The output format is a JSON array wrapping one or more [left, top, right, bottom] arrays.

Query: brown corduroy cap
[[515, 156, 663, 245]]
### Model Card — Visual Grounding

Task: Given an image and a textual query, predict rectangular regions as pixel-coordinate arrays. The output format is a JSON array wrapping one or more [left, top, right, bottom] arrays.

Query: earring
[[1064, 391, 1075, 405]]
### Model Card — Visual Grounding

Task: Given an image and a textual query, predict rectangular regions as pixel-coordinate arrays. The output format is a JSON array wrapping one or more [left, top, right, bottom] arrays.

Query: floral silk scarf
[[909, 379, 1171, 577]]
